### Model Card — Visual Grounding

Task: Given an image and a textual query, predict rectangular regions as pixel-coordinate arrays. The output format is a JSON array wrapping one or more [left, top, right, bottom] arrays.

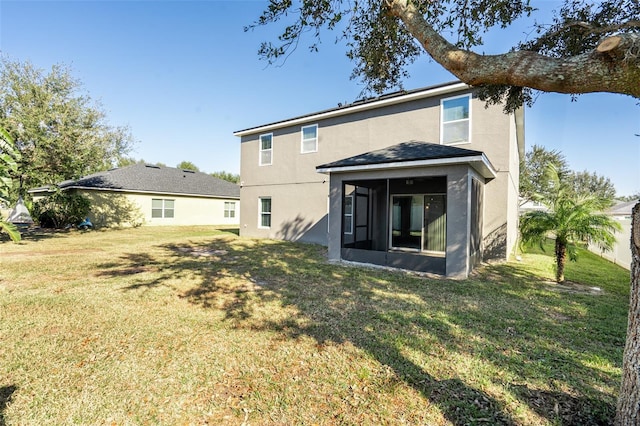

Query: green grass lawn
[[0, 226, 630, 425]]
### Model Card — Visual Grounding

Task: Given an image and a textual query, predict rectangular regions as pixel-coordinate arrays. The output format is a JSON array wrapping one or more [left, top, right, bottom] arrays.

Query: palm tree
[[0, 127, 21, 242], [519, 165, 621, 283]]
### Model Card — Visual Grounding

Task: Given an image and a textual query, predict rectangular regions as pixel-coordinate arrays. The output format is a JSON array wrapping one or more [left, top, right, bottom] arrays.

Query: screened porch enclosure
[[341, 176, 447, 275]]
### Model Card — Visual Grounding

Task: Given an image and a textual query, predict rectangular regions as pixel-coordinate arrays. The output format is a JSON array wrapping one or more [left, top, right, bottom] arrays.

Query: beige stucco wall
[[239, 86, 521, 260], [81, 190, 239, 227]]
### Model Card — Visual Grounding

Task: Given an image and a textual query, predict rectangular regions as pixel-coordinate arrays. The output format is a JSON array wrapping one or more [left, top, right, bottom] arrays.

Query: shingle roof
[[317, 141, 483, 168], [36, 164, 240, 199], [234, 81, 468, 136], [316, 141, 496, 179], [608, 200, 637, 216]]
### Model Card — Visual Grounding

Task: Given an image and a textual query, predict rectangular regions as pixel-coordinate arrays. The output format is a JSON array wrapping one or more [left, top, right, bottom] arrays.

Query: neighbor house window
[[259, 133, 273, 166], [152, 198, 175, 218], [343, 195, 353, 234], [259, 197, 271, 228], [224, 201, 236, 218], [441, 94, 470, 145], [301, 124, 318, 153]]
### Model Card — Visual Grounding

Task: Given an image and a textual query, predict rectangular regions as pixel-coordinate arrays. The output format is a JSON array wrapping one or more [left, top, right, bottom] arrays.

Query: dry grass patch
[[1, 227, 629, 425]]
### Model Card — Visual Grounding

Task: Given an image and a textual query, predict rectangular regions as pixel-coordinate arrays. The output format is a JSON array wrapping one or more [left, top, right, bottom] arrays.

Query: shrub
[[33, 192, 91, 229]]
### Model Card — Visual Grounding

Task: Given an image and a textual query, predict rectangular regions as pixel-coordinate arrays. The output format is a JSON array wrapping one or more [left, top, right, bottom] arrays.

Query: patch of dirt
[[544, 280, 604, 295], [2, 248, 104, 258], [175, 247, 228, 257], [106, 266, 154, 276]]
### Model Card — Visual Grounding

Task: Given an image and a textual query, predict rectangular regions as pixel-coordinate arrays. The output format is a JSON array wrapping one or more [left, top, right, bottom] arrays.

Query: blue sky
[[1, 0, 639, 196]]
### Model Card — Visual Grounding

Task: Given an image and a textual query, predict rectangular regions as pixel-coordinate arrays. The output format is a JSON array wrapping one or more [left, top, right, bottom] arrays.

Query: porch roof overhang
[[316, 141, 497, 180]]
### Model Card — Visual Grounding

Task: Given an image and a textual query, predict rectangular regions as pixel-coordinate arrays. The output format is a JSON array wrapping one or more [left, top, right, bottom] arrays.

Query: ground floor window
[[259, 197, 271, 228], [152, 198, 175, 218], [343, 195, 353, 234], [224, 201, 236, 218], [391, 194, 446, 254]]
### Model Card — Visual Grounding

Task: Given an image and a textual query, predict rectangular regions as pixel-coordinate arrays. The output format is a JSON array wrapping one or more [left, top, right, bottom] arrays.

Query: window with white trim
[[259, 133, 273, 166], [343, 195, 353, 234], [152, 198, 175, 218], [441, 94, 470, 145], [259, 197, 271, 228], [301, 124, 318, 153], [224, 201, 236, 218]]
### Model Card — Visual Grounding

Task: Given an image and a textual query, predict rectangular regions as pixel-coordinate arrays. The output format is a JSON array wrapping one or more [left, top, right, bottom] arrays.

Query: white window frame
[[151, 198, 175, 219], [258, 197, 271, 229], [259, 133, 273, 166], [343, 195, 353, 235], [224, 201, 236, 218], [440, 94, 471, 145], [301, 124, 318, 154]]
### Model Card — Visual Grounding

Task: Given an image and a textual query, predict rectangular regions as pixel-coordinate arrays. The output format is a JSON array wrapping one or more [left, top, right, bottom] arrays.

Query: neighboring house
[[519, 199, 548, 214], [588, 200, 636, 270], [29, 163, 240, 227], [235, 81, 524, 278]]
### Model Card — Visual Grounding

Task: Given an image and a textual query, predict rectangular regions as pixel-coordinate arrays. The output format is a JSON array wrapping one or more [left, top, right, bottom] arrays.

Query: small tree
[[32, 191, 91, 229], [519, 166, 621, 283], [520, 145, 570, 205]]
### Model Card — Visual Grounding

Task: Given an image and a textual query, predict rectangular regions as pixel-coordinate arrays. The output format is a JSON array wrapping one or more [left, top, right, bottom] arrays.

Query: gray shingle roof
[[316, 141, 496, 180], [49, 164, 239, 198], [317, 141, 485, 169], [235, 81, 465, 136], [608, 200, 637, 216]]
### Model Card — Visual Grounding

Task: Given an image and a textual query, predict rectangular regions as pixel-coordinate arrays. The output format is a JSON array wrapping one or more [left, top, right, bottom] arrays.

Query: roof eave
[[316, 154, 497, 180], [234, 81, 470, 137], [32, 185, 240, 199]]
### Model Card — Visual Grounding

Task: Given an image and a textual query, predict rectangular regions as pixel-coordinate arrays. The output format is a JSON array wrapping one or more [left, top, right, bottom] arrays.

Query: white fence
[[588, 218, 632, 270]]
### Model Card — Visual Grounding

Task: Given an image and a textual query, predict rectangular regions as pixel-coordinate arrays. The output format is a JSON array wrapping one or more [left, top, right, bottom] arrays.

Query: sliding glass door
[[391, 194, 446, 255]]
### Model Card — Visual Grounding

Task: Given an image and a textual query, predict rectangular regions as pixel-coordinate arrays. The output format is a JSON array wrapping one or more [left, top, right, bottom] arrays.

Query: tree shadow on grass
[[0, 385, 17, 426], [97, 236, 620, 425], [510, 385, 614, 426]]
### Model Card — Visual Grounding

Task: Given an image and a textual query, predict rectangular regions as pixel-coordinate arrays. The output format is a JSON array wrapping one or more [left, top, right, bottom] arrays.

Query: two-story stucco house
[[235, 81, 524, 279]]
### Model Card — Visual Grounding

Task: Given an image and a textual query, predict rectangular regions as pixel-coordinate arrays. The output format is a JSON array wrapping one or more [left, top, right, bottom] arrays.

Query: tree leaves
[[250, 0, 640, 108], [0, 58, 135, 200]]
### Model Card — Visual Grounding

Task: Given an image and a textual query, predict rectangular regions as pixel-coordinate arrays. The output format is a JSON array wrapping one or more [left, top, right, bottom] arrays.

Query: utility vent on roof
[[145, 164, 161, 169], [183, 169, 195, 173]]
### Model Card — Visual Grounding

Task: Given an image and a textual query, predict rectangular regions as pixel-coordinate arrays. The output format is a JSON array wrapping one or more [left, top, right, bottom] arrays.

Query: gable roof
[[608, 200, 637, 216], [234, 81, 469, 137], [29, 164, 240, 199], [316, 141, 496, 179], [234, 80, 525, 162]]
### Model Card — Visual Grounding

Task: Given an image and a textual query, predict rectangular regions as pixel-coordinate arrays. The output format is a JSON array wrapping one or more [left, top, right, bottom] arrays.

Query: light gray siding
[[237, 83, 523, 275]]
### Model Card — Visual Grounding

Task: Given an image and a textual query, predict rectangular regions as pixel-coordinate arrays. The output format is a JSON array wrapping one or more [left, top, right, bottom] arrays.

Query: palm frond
[[0, 218, 21, 242]]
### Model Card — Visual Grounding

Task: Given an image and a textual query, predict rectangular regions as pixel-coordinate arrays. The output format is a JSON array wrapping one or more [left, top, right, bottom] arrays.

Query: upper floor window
[[259, 133, 273, 166], [301, 124, 318, 153], [224, 201, 236, 218], [152, 198, 174, 218], [441, 94, 470, 145]]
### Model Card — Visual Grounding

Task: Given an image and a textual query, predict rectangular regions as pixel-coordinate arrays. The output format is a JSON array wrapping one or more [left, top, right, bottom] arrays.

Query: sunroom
[[317, 141, 496, 279]]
